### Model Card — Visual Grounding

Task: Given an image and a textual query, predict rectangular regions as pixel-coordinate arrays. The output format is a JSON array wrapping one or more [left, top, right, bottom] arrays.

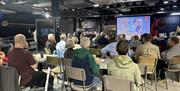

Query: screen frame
[[116, 15, 151, 39]]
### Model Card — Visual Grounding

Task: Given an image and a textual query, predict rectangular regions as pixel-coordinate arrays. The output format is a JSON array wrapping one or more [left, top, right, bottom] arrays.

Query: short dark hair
[[170, 37, 179, 44], [134, 35, 139, 40], [143, 33, 151, 42], [116, 40, 129, 55]]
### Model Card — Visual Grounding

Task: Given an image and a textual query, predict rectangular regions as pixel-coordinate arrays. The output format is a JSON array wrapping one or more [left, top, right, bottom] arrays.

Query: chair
[[103, 75, 133, 91], [22, 67, 51, 91], [163, 56, 180, 89], [44, 48, 51, 54], [138, 55, 158, 91], [62, 58, 72, 67], [65, 66, 96, 91], [138, 64, 148, 91], [0, 66, 21, 91], [46, 55, 62, 83]]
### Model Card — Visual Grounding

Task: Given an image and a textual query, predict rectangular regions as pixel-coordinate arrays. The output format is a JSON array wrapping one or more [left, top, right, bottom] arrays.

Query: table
[[33, 54, 59, 71], [33, 54, 59, 63]]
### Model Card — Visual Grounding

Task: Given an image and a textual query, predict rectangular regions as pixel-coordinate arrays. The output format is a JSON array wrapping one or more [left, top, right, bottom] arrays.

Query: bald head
[[14, 34, 27, 48]]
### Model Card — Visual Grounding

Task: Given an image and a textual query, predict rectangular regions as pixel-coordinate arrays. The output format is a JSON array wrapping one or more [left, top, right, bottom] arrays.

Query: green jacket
[[73, 48, 100, 76], [108, 55, 141, 91]]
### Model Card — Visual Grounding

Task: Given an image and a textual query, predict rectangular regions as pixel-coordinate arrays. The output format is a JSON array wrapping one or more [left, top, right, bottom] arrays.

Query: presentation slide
[[117, 16, 150, 40]]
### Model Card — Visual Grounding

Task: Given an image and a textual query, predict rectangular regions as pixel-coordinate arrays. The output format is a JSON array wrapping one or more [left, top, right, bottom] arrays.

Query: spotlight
[[45, 13, 50, 18], [160, 8, 164, 11], [93, 4, 99, 7], [163, 1, 169, 4]]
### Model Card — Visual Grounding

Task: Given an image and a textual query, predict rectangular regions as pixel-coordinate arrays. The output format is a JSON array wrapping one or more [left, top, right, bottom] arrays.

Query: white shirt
[[101, 42, 118, 56], [56, 40, 66, 50]]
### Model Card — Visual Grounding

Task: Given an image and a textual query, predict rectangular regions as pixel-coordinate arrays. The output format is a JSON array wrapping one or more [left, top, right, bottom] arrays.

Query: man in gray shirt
[[161, 37, 180, 68]]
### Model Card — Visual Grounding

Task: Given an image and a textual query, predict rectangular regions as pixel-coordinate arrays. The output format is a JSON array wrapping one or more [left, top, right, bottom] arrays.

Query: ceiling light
[[45, 8, 48, 10], [157, 11, 166, 14], [170, 12, 180, 16], [0, 0, 6, 5], [160, 8, 164, 11], [173, 5, 177, 8], [45, 13, 50, 18], [106, 6, 110, 9], [163, 1, 169, 4], [93, 4, 99, 7]]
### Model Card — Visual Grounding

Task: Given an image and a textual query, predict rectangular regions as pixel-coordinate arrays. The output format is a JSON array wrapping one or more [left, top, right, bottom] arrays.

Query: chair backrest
[[170, 56, 180, 64], [62, 58, 72, 66], [103, 75, 133, 91], [168, 56, 180, 68], [0, 66, 21, 91], [138, 64, 147, 76], [138, 55, 157, 72], [65, 66, 86, 81], [46, 55, 61, 66], [44, 48, 51, 54]]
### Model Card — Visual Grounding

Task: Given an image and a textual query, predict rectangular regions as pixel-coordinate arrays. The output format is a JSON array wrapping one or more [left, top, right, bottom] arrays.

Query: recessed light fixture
[[93, 4, 99, 7], [106, 6, 110, 9], [160, 8, 164, 11], [45, 13, 50, 18], [157, 11, 165, 14], [163, 1, 169, 4], [173, 5, 177, 8], [170, 12, 180, 15]]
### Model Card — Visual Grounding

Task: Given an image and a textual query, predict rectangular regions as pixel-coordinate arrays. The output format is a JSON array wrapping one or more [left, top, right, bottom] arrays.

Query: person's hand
[[95, 58, 102, 65], [0, 52, 5, 58]]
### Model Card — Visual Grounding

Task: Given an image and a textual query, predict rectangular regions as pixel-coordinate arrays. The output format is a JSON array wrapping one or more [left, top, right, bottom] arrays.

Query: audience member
[[161, 37, 180, 68], [72, 36, 81, 49], [8, 34, 54, 90], [72, 37, 101, 87], [92, 32, 100, 44], [64, 39, 75, 59], [108, 40, 141, 91], [46, 33, 56, 54], [130, 35, 142, 51], [55, 33, 67, 58], [101, 34, 128, 57], [135, 33, 161, 61], [98, 32, 109, 46], [0, 43, 8, 65]]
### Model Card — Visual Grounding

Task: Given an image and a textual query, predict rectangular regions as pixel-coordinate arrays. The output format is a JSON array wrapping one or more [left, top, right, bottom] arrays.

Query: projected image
[[117, 16, 150, 40]]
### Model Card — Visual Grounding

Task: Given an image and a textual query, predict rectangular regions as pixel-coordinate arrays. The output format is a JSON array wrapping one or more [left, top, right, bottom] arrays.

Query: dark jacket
[[64, 48, 74, 59], [72, 48, 100, 86], [45, 40, 56, 53]]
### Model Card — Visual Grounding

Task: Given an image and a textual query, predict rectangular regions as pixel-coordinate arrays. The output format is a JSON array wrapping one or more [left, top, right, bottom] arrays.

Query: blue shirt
[[101, 42, 118, 56]]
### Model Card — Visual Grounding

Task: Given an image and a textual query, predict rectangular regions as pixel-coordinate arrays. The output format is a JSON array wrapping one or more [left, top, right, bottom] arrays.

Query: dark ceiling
[[0, 0, 180, 17]]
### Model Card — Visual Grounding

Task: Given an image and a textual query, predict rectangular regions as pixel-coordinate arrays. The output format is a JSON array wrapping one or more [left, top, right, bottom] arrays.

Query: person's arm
[[134, 46, 141, 60], [31, 63, 38, 70], [134, 64, 141, 87], [26, 52, 37, 70], [101, 44, 110, 57], [88, 54, 100, 76]]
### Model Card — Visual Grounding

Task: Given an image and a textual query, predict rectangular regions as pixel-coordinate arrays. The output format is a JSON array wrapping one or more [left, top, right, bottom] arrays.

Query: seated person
[[72, 37, 101, 87], [108, 40, 141, 91], [55, 33, 67, 58], [101, 34, 127, 57], [8, 34, 54, 90], [0, 43, 8, 65], [130, 35, 142, 51], [135, 33, 161, 61], [64, 39, 75, 59], [46, 33, 56, 54], [161, 37, 180, 68]]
